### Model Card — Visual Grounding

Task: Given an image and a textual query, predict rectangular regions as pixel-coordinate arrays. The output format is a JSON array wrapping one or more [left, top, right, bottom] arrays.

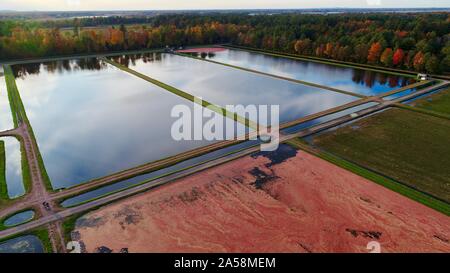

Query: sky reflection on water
[[201, 48, 414, 95], [113, 53, 359, 125], [14, 59, 246, 189], [1, 137, 24, 198]]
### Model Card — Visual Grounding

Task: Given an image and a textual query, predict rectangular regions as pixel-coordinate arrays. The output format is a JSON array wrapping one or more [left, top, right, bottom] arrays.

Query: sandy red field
[[72, 145, 450, 253], [176, 47, 226, 53]]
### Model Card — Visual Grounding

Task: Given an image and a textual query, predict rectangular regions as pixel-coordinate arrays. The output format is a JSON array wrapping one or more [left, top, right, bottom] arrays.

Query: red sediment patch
[[73, 147, 450, 253], [176, 47, 226, 53]]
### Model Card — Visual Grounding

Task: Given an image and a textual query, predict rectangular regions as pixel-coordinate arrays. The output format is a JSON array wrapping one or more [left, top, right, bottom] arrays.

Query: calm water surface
[[3, 210, 35, 227], [0, 235, 44, 253], [1, 137, 24, 198], [13, 59, 246, 189], [281, 102, 379, 134], [112, 53, 359, 126], [201, 48, 415, 95]]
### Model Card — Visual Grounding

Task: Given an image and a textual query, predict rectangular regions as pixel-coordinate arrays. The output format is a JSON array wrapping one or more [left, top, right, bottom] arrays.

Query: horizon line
[[1, 7, 449, 13]]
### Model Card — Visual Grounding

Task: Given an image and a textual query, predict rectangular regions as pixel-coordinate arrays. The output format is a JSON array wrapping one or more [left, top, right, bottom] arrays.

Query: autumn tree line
[[0, 13, 449, 74]]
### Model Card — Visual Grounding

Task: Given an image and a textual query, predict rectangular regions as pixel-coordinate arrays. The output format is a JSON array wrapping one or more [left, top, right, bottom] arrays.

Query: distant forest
[[0, 13, 449, 74]]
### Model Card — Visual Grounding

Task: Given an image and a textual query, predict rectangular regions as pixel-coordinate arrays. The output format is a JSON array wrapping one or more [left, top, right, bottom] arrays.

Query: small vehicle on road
[[42, 202, 51, 211]]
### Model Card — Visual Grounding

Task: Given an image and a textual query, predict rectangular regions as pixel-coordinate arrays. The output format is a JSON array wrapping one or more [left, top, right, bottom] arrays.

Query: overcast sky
[[1, 0, 449, 11]]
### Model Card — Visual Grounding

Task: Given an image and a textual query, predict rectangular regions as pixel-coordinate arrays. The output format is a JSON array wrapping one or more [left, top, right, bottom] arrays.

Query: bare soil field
[[72, 145, 450, 253]]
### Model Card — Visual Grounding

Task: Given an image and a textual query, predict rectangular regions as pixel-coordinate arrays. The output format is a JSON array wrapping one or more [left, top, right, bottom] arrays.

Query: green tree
[[425, 53, 440, 73], [380, 48, 393, 66]]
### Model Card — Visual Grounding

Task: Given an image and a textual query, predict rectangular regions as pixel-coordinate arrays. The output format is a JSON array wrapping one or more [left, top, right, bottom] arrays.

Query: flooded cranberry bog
[[12, 58, 257, 190], [4, 47, 440, 201], [0, 46, 448, 252], [184, 47, 416, 95]]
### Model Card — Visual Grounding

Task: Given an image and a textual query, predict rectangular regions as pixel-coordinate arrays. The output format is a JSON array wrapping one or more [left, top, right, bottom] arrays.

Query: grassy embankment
[[3, 65, 52, 192], [1, 71, 28, 209], [0, 227, 53, 253], [62, 211, 93, 243], [305, 108, 450, 214], [0, 141, 7, 201], [62, 213, 80, 243], [32, 228, 53, 253]]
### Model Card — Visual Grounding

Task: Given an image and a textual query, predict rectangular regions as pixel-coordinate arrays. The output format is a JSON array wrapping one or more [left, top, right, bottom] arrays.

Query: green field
[[312, 108, 450, 204], [411, 87, 450, 115]]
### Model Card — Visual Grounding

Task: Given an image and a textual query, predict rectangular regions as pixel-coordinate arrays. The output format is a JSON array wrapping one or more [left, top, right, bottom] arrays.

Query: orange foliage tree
[[380, 48, 393, 66], [413, 51, 425, 71], [367, 42, 383, 64], [392, 48, 405, 66]]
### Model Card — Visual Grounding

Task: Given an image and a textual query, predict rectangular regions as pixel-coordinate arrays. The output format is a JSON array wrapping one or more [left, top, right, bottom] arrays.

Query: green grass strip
[[32, 228, 53, 253], [3, 66, 21, 127], [175, 52, 366, 99], [0, 141, 7, 201], [225, 45, 416, 78], [286, 138, 450, 216], [3, 65, 53, 191], [394, 103, 450, 121], [104, 58, 258, 130], [62, 212, 89, 243], [62, 213, 79, 243], [3, 69, 33, 194]]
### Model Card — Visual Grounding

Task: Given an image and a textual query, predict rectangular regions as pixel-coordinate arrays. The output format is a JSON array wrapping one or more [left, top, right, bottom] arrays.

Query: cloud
[[66, 0, 81, 7], [367, 0, 382, 6]]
